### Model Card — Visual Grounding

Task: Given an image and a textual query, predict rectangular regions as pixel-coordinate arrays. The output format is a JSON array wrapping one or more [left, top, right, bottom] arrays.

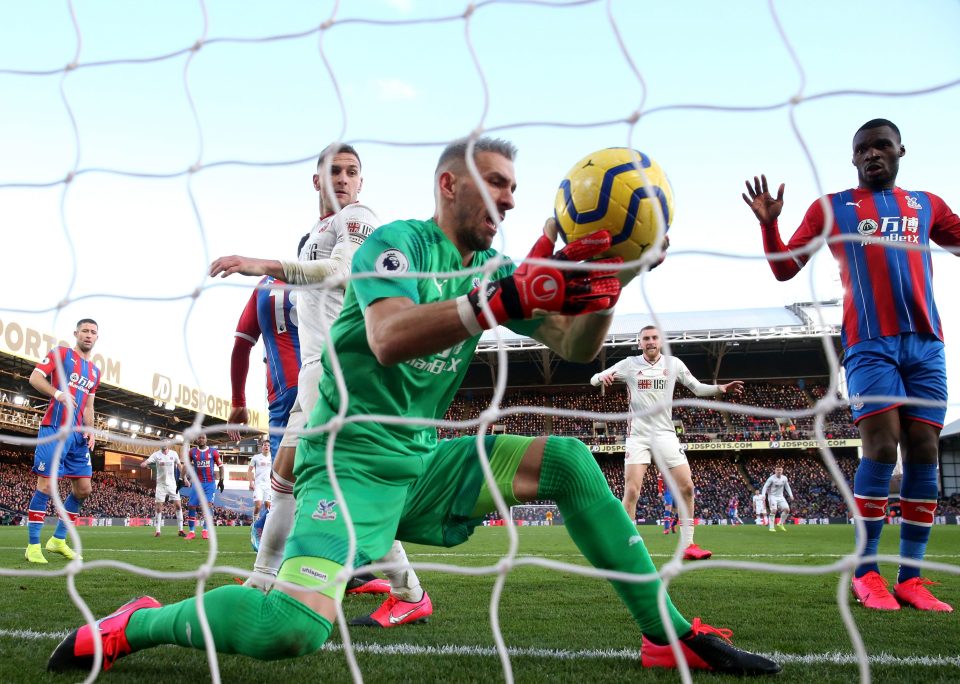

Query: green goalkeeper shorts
[[282, 433, 533, 569]]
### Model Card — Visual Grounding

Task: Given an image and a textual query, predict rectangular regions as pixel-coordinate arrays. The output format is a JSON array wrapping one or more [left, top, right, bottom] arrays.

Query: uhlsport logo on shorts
[[300, 566, 328, 582], [311, 499, 338, 521]]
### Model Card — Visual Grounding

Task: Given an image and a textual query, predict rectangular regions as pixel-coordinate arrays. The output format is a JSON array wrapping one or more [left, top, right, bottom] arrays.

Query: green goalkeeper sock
[[126, 586, 331, 661], [537, 437, 691, 642]]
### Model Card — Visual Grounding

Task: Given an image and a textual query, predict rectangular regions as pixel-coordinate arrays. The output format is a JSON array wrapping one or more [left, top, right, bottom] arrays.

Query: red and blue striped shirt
[[36, 346, 101, 428], [188, 446, 222, 483], [762, 187, 960, 349], [233, 276, 301, 405]]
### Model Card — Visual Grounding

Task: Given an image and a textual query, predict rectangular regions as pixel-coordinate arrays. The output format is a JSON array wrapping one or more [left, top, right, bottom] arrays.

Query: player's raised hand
[[742, 175, 784, 226], [227, 405, 249, 442], [720, 380, 744, 396], [598, 372, 617, 387], [465, 221, 622, 329], [209, 255, 272, 279]]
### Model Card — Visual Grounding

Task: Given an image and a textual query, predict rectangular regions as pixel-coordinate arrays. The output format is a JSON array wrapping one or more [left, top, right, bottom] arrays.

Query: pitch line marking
[[2, 546, 959, 561], [1, 629, 957, 667]]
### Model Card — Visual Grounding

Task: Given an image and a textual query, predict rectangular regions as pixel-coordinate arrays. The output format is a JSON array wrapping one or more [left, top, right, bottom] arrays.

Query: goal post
[[508, 504, 562, 526]]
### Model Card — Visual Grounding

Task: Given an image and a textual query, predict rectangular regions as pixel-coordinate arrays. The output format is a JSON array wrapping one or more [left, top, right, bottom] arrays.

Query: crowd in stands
[[362, 380, 957, 521], [800, 384, 858, 433], [0, 459, 245, 523], [594, 455, 756, 522], [4, 446, 956, 526], [942, 493, 960, 516], [3, 375, 861, 446], [743, 454, 860, 519], [437, 379, 860, 445], [595, 452, 929, 521], [5, 375, 956, 526], [690, 456, 754, 522], [484, 499, 557, 524]]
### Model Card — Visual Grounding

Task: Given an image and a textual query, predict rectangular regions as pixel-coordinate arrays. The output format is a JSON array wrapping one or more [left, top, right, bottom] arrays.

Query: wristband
[[456, 294, 484, 336], [54, 390, 63, 401]]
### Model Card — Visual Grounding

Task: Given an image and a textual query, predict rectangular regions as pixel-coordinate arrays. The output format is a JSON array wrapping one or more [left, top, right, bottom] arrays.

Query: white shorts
[[769, 495, 790, 512], [754, 503, 766, 515], [280, 357, 323, 449], [624, 434, 687, 469], [252, 481, 270, 503], [155, 483, 179, 503]]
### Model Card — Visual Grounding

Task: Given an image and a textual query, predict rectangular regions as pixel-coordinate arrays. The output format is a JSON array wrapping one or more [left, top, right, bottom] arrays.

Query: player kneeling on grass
[[47, 137, 780, 677]]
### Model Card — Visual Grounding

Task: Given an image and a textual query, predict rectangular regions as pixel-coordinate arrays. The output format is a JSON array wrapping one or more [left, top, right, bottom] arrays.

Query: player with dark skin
[[743, 119, 959, 612], [742, 124, 935, 472]]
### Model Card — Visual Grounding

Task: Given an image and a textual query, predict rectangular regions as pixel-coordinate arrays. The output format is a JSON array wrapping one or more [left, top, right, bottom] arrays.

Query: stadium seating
[[0, 452, 245, 524], [7, 379, 953, 522]]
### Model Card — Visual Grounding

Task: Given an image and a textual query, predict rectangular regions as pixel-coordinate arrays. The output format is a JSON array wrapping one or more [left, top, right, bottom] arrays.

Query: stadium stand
[[0, 449, 245, 524], [3, 306, 956, 524]]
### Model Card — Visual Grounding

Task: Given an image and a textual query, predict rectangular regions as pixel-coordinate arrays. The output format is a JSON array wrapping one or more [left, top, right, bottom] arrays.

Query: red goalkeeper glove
[[461, 231, 621, 332]]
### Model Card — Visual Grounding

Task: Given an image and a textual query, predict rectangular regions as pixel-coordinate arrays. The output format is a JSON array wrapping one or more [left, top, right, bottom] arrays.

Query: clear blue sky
[[1, 0, 958, 423]]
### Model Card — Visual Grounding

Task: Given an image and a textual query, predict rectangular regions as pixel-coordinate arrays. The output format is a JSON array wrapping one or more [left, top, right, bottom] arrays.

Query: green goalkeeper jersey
[[316, 217, 541, 458]]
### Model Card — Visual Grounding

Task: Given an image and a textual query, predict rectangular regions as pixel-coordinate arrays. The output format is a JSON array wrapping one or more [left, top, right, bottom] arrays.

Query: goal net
[[1, 1, 958, 683], [509, 504, 562, 526]]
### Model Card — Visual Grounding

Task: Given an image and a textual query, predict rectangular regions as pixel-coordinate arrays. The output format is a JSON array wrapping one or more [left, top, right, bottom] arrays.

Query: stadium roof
[[465, 301, 844, 388], [943, 417, 960, 439], [477, 300, 843, 352], [0, 301, 846, 411], [0, 351, 224, 438]]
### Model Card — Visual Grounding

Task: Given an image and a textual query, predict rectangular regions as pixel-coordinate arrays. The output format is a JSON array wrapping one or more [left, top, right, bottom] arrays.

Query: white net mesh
[[509, 504, 561, 525], [1, 1, 959, 683]]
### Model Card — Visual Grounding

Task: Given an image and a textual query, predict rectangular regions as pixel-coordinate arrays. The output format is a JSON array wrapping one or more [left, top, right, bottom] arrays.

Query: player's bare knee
[[903, 421, 940, 464], [859, 426, 898, 463], [871, 441, 899, 464], [858, 415, 900, 463], [72, 482, 92, 499]]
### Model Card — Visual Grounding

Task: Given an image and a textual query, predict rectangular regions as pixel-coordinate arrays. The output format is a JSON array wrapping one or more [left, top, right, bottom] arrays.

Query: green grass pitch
[[1, 524, 958, 683]]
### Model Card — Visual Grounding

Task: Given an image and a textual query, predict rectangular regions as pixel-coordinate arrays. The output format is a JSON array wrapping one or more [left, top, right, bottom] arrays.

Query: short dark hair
[[76, 318, 98, 329], [317, 143, 361, 170], [856, 118, 900, 140], [436, 136, 518, 176], [640, 325, 658, 334]]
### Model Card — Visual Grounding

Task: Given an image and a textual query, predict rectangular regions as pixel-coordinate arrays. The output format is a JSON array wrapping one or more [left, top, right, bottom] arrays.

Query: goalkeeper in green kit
[[48, 138, 780, 676]]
